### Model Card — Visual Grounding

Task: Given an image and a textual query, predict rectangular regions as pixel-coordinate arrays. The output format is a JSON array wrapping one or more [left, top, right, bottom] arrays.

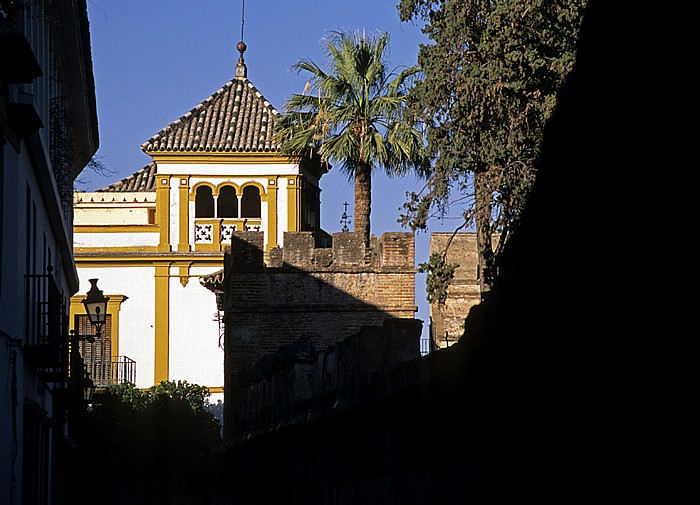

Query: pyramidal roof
[[96, 162, 157, 192], [140, 75, 281, 154]]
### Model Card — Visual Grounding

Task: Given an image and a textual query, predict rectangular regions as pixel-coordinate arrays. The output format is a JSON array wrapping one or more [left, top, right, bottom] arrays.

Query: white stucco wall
[[169, 178, 179, 247], [77, 266, 155, 389], [74, 232, 160, 248], [74, 207, 153, 225], [167, 265, 224, 389], [74, 192, 156, 226], [156, 163, 299, 176]]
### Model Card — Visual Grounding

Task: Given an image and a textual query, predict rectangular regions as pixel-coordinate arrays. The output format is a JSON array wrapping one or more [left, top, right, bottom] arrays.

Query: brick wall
[[428, 232, 482, 348], [222, 231, 417, 440]]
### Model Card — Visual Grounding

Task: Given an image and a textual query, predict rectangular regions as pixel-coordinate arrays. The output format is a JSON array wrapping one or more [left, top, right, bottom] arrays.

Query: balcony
[[24, 269, 68, 381], [194, 218, 261, 251], [86, 355, 136, 388]]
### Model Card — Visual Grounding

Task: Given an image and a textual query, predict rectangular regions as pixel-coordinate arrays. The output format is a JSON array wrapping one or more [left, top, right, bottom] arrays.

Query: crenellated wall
[[221, 230, 417, 440]]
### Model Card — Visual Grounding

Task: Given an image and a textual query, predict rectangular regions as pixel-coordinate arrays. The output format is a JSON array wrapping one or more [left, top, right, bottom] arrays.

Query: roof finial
[[235, 0, 247, 79]]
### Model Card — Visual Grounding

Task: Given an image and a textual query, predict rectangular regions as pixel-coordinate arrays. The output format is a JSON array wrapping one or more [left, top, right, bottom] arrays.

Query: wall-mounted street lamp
[[80, 278, 110, 340], [71, 279, 109, 405]]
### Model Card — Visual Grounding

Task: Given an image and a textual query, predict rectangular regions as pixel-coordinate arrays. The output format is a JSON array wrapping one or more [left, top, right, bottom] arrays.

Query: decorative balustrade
[[84, 355, 136, 388], [194, 218, 262, 250]]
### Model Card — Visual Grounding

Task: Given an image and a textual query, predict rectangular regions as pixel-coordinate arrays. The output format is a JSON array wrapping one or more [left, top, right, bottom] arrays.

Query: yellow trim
[[178, 178, 190, 252], [69, 294, 128, 361], [74, 225, 159, 233], [240, 180, 267, 196], [156, 177, 171, 252], [178, 263, 192, 287], [148, 152, 295, 164], [192, 181, 217, 196], [215, 181, 242, 193], [207, 387, 224, 394], [287, 176, 301, 232], [106, 296, 127, 359], [154, 263, 171, 384], [266, 178, 278, 250]]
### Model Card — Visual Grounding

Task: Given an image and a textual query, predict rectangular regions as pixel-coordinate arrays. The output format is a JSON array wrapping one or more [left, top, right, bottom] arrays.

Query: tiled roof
[[96, 162, 157, 192], [140, 78, 280, 153]]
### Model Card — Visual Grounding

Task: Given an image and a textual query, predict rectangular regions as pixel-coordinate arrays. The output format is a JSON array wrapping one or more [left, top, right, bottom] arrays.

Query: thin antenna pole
[[241, 0, 245, 41]]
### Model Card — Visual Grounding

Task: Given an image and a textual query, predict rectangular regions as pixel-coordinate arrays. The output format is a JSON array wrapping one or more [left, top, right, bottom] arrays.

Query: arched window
[[195, 186, 214, 218], [217, 185, 238, 218], [241, 186, 261, 218]]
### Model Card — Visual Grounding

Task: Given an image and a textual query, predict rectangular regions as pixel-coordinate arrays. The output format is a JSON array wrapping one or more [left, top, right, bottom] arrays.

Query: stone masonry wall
[[237, 318, 422, 440], [428, 232, 482, 348], [222, 231, 417, 440]]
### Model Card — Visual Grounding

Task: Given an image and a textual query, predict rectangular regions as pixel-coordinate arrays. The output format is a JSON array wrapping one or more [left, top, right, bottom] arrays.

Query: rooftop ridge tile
[[141, 77, 281, 154]]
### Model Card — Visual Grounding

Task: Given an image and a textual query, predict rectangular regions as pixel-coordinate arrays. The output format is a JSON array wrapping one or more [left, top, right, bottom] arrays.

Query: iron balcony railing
[[86, 355, 136, 388], [111, 356, 136, 386], [24, 268, 68, 376]]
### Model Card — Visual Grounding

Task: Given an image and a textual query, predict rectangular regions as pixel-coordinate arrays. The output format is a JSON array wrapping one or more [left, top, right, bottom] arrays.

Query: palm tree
[[276, 31, 428, 246]]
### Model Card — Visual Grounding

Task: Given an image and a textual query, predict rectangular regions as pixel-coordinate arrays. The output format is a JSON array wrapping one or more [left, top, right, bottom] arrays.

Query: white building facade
[[72, 51, 326, 402], [1, 1, 99, 504]]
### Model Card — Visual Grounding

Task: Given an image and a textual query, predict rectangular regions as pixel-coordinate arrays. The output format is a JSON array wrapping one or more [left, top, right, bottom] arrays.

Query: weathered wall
[[211, 3, 691, 504], [236, 318, 422, 439], [428, 232, 482, 347], [222, 230, 417, 439]]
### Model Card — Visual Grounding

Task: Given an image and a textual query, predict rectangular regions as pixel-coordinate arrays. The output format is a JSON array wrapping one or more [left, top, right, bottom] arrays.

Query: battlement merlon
[[225, 231, 416, 273]]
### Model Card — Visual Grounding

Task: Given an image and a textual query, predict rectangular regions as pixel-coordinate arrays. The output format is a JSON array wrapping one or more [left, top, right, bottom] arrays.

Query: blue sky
[[84, 0, 459, 335]]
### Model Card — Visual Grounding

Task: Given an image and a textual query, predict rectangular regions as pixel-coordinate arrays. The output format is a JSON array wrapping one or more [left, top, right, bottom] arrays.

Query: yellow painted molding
[[191, 181, 217, 195], [240, 180, 267, 193], [194, 243, 220, 252], [70, 294, 128, 359], [74, 225, 159, 233], [178, 263, 193, 287], [148, 152, 295, 164], [207, 386, 224, 395], [154, 263, 171, 384], [107, 296, 127, 359], [156, 177, 171, 252], [214, 181, 242, 193]]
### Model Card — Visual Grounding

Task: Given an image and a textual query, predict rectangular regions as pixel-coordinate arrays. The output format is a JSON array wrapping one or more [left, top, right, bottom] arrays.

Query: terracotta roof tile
[[141, 78, 280, 154], [96, 162, 157, 192]]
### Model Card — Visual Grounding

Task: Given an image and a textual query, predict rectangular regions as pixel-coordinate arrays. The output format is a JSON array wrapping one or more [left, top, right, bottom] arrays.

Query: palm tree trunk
[[354, 161, 372, 247]]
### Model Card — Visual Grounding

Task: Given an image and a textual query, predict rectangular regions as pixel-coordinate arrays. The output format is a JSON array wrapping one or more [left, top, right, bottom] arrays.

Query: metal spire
[[235, 0, 247, 79]]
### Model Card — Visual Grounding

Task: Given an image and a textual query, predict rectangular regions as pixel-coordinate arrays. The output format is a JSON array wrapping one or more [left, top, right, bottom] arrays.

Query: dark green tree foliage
[[65, 381, 222, 504], [419, 252, 458, 306], [399, 0, 587, 294], [276, 31, 429, 247]]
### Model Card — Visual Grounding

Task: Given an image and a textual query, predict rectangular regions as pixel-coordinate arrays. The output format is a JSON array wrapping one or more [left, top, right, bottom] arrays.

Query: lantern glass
[[82, 279, 109, 331]]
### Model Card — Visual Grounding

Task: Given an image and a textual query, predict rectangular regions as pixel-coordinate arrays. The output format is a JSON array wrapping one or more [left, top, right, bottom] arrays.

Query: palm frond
[[276, 29, 428, 185]]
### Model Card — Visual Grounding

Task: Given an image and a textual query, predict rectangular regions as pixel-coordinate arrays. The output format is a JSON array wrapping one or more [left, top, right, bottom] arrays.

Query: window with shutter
[[76, 314, 112, 387]]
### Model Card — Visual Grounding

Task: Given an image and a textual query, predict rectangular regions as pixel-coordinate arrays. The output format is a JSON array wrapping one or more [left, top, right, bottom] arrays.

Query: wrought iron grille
[[24, 268, 67, 373]]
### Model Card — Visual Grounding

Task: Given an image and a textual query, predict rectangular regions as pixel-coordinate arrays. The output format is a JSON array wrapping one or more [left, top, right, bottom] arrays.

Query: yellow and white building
[[71, 51, 326, 401]]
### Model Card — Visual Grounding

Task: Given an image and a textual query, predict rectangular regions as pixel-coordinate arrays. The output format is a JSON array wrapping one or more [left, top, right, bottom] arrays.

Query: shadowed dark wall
[[217, 3, 691, 503]]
